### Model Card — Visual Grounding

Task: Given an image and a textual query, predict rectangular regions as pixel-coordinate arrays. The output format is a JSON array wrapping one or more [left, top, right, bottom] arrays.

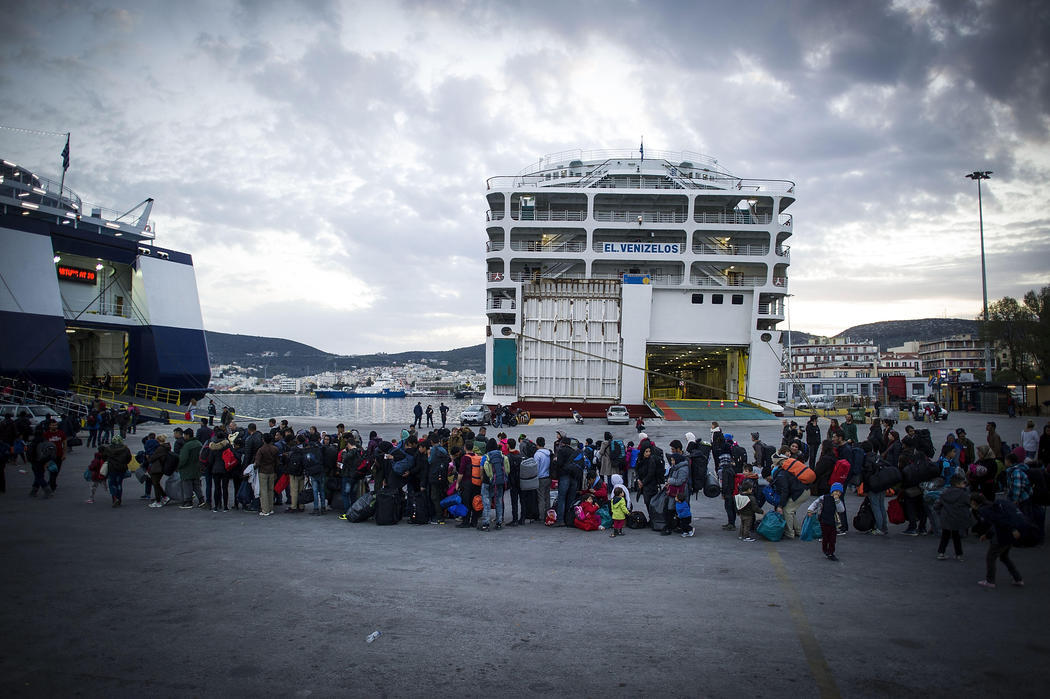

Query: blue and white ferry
[[0, 155, 210, 400]]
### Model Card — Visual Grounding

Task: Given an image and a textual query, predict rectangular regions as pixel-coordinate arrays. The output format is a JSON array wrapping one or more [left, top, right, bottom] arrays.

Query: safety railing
[[692, 243, 770, 256], [134, 383, 181, 406], [694, 212, 772, 225], [512, 210, 587, 221], [757, 303, 785, 316], [688, 274, 768, 287], [485, 240, 505, 252], [487, 210, 505, 221], [511, 240, 586, 253], [487, 299, 517, 311], [593, 210, 688, 223]]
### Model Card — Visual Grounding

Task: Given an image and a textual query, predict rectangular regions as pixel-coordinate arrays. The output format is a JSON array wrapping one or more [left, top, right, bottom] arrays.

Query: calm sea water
[[206, 394, 479, 426]]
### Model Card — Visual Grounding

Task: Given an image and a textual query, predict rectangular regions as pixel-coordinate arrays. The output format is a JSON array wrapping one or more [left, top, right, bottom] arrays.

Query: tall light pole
[[965, 170, 993, 382]]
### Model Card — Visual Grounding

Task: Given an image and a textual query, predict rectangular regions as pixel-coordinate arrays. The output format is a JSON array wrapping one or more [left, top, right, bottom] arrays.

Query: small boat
[[315, 382, 406, 399]]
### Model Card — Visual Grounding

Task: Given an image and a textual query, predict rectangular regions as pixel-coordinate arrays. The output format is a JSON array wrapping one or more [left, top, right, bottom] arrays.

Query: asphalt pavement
[[0, 411, 1047, 698]]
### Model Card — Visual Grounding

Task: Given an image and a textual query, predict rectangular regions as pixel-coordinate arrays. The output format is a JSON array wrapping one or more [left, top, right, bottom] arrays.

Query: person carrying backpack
[[479, 439, 507, 531], [427, 439, 450, 524], [772, 455, 810, 539]]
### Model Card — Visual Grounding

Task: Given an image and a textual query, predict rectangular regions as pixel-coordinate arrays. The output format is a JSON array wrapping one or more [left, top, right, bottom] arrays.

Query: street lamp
[[965, 170, 993, 382]]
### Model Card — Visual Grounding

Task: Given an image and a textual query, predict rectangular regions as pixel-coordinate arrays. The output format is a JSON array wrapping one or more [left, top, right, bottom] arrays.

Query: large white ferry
[[0, 155, 211, 401], [481, 148, 792, 414]]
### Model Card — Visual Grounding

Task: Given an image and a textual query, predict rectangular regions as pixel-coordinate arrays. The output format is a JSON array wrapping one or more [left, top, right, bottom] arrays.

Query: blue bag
[[440, 494, 462, 509], [448, 503, 468, 518], [762, 484, 780, 508], [756, 511, 786, 541], [799, 514, 820, 542]]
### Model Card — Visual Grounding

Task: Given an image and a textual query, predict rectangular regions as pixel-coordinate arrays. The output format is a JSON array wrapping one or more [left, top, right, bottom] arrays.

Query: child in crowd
[[85, 448, 106, 503], [934, 474, 973, 561], [675, 491, 694, 538], [972, 493, 1024, 589], [610, 482, 629, 537], [806, 482, 845, 561], [735, 479, 759, 542]]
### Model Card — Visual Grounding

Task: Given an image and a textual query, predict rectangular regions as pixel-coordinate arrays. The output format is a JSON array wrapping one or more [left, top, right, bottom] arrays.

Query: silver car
[[606, 405, 630, 425], [459, 403, 491, 426]]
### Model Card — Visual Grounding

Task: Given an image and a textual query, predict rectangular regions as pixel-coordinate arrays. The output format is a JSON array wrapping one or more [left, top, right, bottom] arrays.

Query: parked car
[[0, 404, 56, 428], [916, 401, 949, 419], [606, 405, 630, 425], [459, 403, 491, 426]]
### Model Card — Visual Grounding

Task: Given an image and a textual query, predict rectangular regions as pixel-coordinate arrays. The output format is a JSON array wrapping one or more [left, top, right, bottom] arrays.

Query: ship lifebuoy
[[144, 224, 152, 233], [491, 273, 504, 282]]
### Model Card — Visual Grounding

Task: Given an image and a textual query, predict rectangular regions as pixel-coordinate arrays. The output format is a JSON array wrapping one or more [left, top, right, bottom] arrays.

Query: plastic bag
[[757, 511, 786, 541], [799, 514, 820, 542]]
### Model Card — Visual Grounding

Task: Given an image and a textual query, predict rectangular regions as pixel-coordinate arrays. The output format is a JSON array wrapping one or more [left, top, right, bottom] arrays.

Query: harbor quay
[[1, 411, 1046, 697]]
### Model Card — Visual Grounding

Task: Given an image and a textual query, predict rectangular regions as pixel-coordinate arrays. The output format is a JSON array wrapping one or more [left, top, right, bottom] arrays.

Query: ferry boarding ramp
[[652, 398, 778, 422]]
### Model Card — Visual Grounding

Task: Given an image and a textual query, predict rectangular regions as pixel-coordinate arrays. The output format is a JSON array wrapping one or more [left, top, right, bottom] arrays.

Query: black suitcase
[[375, 488, 402, 525], [408, 491, 429, 524]]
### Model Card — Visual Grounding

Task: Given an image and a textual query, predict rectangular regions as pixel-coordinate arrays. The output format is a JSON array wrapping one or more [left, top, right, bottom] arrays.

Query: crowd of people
[[3, 395, 1049, 588]]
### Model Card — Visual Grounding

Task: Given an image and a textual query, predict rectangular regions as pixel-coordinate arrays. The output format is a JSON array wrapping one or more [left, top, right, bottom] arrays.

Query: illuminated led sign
[[57, 265, 97, 284]]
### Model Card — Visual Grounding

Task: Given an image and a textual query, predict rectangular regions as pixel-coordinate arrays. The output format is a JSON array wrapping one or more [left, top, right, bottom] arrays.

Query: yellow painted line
[[765, 543, 841, 699]]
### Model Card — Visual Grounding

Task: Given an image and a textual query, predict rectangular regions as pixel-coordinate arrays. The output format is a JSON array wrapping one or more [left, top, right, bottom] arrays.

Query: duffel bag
[[867, 465, 901, 493], [347, 493, 376, 523], [626, 510, 648, 529], [703, 470, 721, 498], [887, 497, 906, 524]]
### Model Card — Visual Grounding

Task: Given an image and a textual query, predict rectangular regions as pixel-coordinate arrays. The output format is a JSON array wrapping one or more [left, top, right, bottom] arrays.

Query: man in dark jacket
[[427, 440, 451, 524], [303, 438, 326, 515], [505, 439, 523, 526], [805, 416, 821, 470], [244, 423, 264, 468], [554, 437, 579, 526]]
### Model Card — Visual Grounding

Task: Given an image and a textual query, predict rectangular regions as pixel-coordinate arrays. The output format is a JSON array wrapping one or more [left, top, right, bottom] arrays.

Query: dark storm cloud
[[0, 0, 1046, 350]]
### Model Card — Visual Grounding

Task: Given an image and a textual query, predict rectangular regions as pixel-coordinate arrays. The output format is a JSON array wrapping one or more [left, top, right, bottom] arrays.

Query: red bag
[[274, 474, 289, 493], [830, 459, 851, 486], [222, 447, 239, 471], [472, 494, 484, 512], [888, 497, 906, 525]]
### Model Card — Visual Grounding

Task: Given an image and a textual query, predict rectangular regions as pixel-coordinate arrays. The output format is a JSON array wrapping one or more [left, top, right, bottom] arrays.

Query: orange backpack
[[782, 457, 816, 485], [470, 453, 482, 487]]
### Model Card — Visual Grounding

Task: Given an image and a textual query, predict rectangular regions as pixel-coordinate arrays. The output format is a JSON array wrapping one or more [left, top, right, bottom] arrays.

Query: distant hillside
[[780, 318, 976, 350], [834, 318, 977, 350], [205, 331, 484, 375]]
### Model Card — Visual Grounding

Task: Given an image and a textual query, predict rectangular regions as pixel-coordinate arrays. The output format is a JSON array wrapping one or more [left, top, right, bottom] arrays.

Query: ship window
[[731, 294, 743, 305], [691, 294, 703, 304], [711, 294, 724, 304]]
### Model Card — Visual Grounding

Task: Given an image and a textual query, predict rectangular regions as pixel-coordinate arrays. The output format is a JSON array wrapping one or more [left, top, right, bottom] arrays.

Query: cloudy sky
[[2, 0, 1048, 353]]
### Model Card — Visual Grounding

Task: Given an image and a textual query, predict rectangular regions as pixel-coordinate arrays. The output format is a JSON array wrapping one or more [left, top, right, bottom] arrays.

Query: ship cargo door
[[67, 328, 126, 390], [519, 280, 622, 400], [645, 345, 748, 401]]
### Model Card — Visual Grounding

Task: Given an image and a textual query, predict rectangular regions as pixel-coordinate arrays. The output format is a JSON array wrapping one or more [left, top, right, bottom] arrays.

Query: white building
[[482, 149, 793, 411]]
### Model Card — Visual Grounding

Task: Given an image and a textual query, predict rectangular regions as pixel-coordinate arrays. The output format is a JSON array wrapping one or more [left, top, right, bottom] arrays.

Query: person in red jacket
[[573, 494, 602, 531], [42, 418, 67, 492]]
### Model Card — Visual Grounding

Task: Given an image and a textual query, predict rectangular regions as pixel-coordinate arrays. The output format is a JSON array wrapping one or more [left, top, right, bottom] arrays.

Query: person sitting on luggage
[[806, 482, 845, 561], [610, 483, 630, 538], [674, 491, 694, 538], [736, 479, 759, 542]]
